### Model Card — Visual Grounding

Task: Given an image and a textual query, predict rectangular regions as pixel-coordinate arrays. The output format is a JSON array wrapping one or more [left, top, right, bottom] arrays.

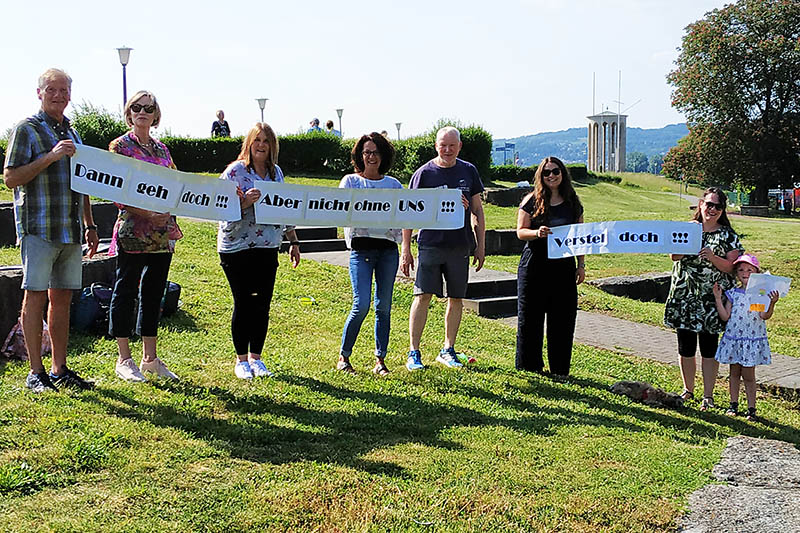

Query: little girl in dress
[[713, 254, 780, 421]]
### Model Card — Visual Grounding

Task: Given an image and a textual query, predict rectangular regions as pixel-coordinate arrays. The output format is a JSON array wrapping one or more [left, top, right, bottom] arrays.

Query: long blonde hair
[[238, 123, 279, 180]]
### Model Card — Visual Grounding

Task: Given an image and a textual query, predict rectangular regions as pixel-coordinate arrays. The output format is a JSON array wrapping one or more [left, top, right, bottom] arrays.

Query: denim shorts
[[21, 234, 82, 291], [413, 245, 470, 298]]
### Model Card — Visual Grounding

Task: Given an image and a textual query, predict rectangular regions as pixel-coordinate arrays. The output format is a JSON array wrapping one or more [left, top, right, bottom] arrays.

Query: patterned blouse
[[664, 224, 743, 334], [216, 161, 293, 253], [107, 132, 183, 255]]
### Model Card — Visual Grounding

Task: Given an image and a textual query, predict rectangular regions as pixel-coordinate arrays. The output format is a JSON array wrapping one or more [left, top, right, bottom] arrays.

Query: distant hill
[[493, 123, 688, 166]]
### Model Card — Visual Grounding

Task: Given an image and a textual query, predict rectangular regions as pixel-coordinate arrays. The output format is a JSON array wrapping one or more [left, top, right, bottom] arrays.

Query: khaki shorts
[[413, 246, 470, 298], [21, 234, 82, 291]]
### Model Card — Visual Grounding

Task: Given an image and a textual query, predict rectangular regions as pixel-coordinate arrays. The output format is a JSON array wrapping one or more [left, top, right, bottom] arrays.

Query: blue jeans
[[340, 247, 399, 358]]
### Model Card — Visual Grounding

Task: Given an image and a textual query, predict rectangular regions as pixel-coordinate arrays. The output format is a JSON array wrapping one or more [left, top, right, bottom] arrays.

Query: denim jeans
[[340, 247, 399, 357], [109, 250, 172, 338]]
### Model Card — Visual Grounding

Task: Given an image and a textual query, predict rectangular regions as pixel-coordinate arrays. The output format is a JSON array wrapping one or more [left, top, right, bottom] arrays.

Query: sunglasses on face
[[704, 201, 724, 210], [131, 103, 156, 114], [542, 167, 561, 177]]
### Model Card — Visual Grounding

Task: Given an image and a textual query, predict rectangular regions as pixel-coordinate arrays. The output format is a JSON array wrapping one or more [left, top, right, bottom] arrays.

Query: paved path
[[305, 250, 800, 393]]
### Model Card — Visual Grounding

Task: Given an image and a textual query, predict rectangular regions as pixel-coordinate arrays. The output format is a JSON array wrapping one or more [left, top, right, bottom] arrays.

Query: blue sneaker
[[436, 347, 464, 368], [406, 350, 425, 371]]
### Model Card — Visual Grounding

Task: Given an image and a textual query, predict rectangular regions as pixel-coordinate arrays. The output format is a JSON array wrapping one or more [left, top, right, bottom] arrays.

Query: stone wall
[[0, 254, 116, 340], [588, 272, 671, 303], [0, 201, 118, 246], [482, 187, 533, 207]]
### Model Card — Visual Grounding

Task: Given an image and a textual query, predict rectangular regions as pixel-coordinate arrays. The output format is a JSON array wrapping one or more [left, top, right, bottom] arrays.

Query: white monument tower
[[587, 111, 627, 173]]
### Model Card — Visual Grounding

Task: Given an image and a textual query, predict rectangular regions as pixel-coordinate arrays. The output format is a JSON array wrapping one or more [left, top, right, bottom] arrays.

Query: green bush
[[587, 171, 622, 184], [0, 139, 6, 166], [567, 164, 588, 181], [160, 136, 242, 173], [70, 102, 128, 149], [489, 165, 536, 182]]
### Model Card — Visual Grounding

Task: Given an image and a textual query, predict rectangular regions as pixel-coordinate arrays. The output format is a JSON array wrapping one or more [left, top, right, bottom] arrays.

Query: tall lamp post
[[395, 122, 402, 141], [336, 108, 343, 137], [116, 46, 133, 109], [256, 98, 268, 122]]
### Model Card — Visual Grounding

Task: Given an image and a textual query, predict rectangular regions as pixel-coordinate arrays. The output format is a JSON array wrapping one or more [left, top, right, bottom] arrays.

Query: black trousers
[[219, 247, 279, 356], [109, 250, 172, 338], [515, 248, 578, 375]]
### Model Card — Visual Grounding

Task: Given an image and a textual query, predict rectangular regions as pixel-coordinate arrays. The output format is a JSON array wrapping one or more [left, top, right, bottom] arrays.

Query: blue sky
[[3, 0, 727, 140]]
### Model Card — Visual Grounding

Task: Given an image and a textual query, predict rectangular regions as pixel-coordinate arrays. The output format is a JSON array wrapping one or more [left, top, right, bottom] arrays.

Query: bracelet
[[289, 241, 300, 246], [85, 225, 97, 231]]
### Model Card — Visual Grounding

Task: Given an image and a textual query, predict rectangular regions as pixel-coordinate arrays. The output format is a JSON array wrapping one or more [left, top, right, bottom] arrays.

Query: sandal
[[725, 402, 738, 416], [373, 359, 390, 376], [699, 397, 715, 411], [746, 407, 757, 421], [336, 357, 356, 375], [679, 389, 694, 401]]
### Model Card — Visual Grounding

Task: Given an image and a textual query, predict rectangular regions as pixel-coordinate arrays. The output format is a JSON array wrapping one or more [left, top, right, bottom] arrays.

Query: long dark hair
[[523, 156, 582, 224], [693, 186, 732, 227]]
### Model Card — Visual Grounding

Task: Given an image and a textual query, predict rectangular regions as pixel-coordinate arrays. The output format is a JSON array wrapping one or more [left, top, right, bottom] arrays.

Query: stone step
[[465, 277, 517, 298], [280, 239, 347, 253], [292, 226, 339, 241], [463, 295, 518, 318]]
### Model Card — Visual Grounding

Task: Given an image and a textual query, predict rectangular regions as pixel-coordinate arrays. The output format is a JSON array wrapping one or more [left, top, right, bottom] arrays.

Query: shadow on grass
[[79, 365, 800, 483]]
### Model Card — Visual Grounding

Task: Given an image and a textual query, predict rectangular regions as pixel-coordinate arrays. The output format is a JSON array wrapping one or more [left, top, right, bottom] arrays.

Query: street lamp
[[336, 108, 343, 137], [116, 46, 133, 109], [256, 98, 268, 122], [395, 122, 402, 141]]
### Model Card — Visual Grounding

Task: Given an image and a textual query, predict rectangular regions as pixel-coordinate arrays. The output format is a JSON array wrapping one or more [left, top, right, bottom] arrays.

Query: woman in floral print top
[[664, 186, 742, 410], [108, 90, 183, 383]]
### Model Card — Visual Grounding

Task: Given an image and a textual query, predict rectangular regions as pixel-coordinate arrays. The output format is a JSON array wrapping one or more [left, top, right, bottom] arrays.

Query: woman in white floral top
[[217, 123, 301, 380]]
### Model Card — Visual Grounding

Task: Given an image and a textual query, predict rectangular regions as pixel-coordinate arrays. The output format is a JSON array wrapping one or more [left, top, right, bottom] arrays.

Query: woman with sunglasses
[[515, 157, 584, 376], [665, 186, 742, 409], [107, 90, 183, 382], [336, 132, 402, 375]]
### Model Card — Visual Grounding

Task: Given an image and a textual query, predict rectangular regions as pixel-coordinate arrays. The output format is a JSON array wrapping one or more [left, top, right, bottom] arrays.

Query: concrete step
[[465, 277, 517, 298], [280, 239, 347, 253], [293, 226, 339, 241], [463, 295, 518, 318]]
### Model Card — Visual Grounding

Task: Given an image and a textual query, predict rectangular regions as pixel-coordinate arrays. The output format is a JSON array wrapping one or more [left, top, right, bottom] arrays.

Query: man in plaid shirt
[[3, 68, 99, 393]]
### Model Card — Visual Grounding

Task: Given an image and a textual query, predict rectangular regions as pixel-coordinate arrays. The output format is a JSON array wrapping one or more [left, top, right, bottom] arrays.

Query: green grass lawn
[[1, 171, 799, 531]]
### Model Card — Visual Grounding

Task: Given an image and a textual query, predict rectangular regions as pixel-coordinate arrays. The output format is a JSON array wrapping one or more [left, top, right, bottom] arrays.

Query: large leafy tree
[[664, 0, 800, 204]]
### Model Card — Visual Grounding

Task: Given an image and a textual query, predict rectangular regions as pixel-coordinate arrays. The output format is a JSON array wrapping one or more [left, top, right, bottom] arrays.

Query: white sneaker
[[140, 358, 179, 380], [235, 360, 253, 380], [249, 359, 274, 378], [115, 358, 147, 382]]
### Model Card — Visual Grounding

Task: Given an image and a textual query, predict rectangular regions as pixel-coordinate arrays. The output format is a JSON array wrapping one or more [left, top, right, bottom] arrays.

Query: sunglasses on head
[[704, 201, 724, 210], [542, 167, 561, 177], [131, 103, 156, 114]]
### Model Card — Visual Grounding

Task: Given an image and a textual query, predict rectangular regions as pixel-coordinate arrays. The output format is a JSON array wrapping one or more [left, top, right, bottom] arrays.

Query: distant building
[[587, 111, 627, 172]]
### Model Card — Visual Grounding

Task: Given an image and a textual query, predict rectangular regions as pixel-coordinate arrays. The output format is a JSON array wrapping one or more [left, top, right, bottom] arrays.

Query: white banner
[[745, 273, 791, 311], [253, 181, 465, 229], [547, 220, 702, 258], [70, 145, 241, 221]]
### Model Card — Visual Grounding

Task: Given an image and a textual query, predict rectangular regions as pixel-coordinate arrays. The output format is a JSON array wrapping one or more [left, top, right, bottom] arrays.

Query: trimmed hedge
[[160, 123, 493, 180], [0, 139, 6, 166], [488, 163, 589, 183]]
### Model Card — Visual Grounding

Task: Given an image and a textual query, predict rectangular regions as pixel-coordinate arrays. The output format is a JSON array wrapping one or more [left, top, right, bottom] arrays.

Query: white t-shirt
[[339, 173, 403, 247]]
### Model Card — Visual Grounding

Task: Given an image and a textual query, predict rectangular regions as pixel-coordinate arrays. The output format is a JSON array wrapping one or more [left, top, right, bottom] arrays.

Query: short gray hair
[[38, 68, 72, 89], [436, 126, 461, 142]]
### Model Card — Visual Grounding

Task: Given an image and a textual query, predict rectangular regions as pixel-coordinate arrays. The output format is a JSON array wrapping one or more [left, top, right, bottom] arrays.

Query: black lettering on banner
[[74, 163, 124, 188], [135, 182, 169, 200], [215, 195, 229, 209], [353, 199, 390, 212], [181, 190, 211, 207], [553, 231, 608, 248], [260, 194, 302, 209], [618, 231, 659, 244], [398, 200, 425, 212], [440, 200, 456, 213], [671, 232, 689, 244], [308, 197, 350, 211]]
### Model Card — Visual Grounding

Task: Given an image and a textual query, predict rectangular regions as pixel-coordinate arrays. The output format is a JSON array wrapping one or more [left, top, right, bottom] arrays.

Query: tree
[[70, 102, 128, 149], [626, 151, 648, 172], [665, 0, 800, 204], [648, 154, 664, 175]]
